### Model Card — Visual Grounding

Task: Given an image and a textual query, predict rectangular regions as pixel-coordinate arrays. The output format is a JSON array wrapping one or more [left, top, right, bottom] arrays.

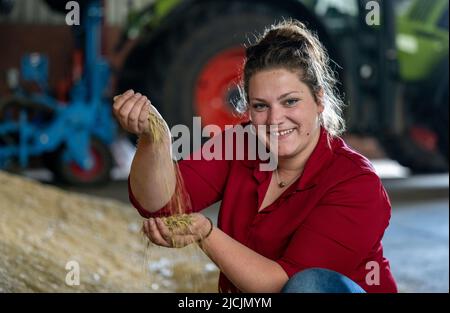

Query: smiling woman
[[116, 19, 398, 293], [247, 69, 324, 161], [240, 20, 346, 138]]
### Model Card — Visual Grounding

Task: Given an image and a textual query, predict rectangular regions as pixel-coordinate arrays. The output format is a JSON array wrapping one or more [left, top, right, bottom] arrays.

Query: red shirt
[[129, 126, 398, 293]]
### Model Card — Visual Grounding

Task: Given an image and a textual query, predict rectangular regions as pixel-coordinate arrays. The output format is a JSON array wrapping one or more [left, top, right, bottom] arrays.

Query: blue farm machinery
[[0, 0, 117, 185]]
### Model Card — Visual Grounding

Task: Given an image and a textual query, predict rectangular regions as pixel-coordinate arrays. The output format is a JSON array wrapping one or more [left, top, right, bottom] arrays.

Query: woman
[[113, 20, 397, 293]]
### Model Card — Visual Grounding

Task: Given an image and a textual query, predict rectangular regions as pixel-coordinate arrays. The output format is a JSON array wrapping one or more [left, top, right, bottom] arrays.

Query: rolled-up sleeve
[[276, 172, 391, 277]]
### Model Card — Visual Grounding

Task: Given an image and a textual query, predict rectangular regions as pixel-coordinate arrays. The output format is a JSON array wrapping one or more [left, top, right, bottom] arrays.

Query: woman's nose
[[268, 105, 285, 125]]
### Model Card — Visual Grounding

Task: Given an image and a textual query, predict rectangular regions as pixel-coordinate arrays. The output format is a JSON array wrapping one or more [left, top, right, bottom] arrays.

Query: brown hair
[[239, 19, 345, 137]]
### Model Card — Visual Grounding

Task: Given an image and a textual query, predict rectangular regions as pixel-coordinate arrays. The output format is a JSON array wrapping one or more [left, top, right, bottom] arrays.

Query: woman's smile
[[267, 127, 298, 141]]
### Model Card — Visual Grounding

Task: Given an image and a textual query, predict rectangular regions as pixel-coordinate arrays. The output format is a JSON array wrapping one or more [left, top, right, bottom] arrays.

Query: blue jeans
[[281, 268, 366, 293]]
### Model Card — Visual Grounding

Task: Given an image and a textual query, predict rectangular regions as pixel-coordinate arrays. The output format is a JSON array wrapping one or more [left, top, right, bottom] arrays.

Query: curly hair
[[238, 19, 346, 137]]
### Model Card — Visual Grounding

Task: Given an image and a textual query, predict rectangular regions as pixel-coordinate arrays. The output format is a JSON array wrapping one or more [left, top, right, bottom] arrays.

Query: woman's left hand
[[142, 213, 212, 248]]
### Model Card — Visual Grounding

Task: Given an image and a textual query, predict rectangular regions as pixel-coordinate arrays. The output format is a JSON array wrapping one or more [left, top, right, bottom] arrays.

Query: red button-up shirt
[[129, 126, 398, 293]]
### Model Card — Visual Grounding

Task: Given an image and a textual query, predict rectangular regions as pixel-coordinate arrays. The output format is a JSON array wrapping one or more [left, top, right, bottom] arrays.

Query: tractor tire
[[382, 59, 449, 174], [433, 67, 449, 162], [381, 132, 448, 174], [49, 138, 113, 186], [436, 101, 449, 162], [135, 1, 292, 130]]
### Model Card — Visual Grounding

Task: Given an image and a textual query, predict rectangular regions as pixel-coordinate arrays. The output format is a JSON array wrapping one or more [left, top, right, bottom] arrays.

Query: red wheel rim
[[194, 47, 249, 130], [69, 146, 103, 181], [410, 126, 438, 152]]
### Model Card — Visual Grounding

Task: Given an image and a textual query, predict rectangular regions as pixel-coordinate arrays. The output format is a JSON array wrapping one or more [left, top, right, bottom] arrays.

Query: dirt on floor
[[0, 171, 219, 292]]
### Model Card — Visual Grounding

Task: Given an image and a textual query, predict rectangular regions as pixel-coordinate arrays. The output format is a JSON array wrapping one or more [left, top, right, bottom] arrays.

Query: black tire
[[381, 133, 448, 174], [136, 1, 292, 128], [49, 138, 113, 186], [433, 69, 449, 162], [382, 62, 449, 173], [436, 103, 449, 162]]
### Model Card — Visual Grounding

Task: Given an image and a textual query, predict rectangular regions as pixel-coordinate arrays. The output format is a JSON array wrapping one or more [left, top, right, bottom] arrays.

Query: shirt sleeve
[[276, 172, 391, 277], [128, 136, 232, 218]]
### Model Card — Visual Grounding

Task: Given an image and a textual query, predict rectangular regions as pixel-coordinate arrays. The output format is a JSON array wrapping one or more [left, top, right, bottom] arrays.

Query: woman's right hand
[[112, 89, 168, 137]]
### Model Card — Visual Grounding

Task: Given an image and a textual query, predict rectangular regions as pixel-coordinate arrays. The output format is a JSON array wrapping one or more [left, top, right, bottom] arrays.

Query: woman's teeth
[[272, 129, 295, 136]]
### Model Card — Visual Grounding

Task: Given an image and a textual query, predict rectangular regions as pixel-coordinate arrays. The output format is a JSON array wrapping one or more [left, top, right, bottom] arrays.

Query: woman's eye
[[252, 103, 268, 111], [285, 98, 299, 106]]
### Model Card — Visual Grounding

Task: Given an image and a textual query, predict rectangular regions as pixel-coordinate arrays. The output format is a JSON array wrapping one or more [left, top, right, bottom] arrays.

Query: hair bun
[[261, 20, 311, 44]]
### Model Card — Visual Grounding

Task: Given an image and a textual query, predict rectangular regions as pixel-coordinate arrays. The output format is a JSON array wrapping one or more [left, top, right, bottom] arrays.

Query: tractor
[[116, 0, 448, 173]]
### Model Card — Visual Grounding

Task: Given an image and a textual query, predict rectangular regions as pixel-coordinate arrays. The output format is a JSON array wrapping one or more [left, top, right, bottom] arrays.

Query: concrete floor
[[45, 171, 450, 293], [382, 174, 449, 293]]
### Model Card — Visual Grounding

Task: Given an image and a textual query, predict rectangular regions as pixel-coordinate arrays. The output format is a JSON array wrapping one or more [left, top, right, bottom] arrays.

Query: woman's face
[[248, 68, 324, 159]]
